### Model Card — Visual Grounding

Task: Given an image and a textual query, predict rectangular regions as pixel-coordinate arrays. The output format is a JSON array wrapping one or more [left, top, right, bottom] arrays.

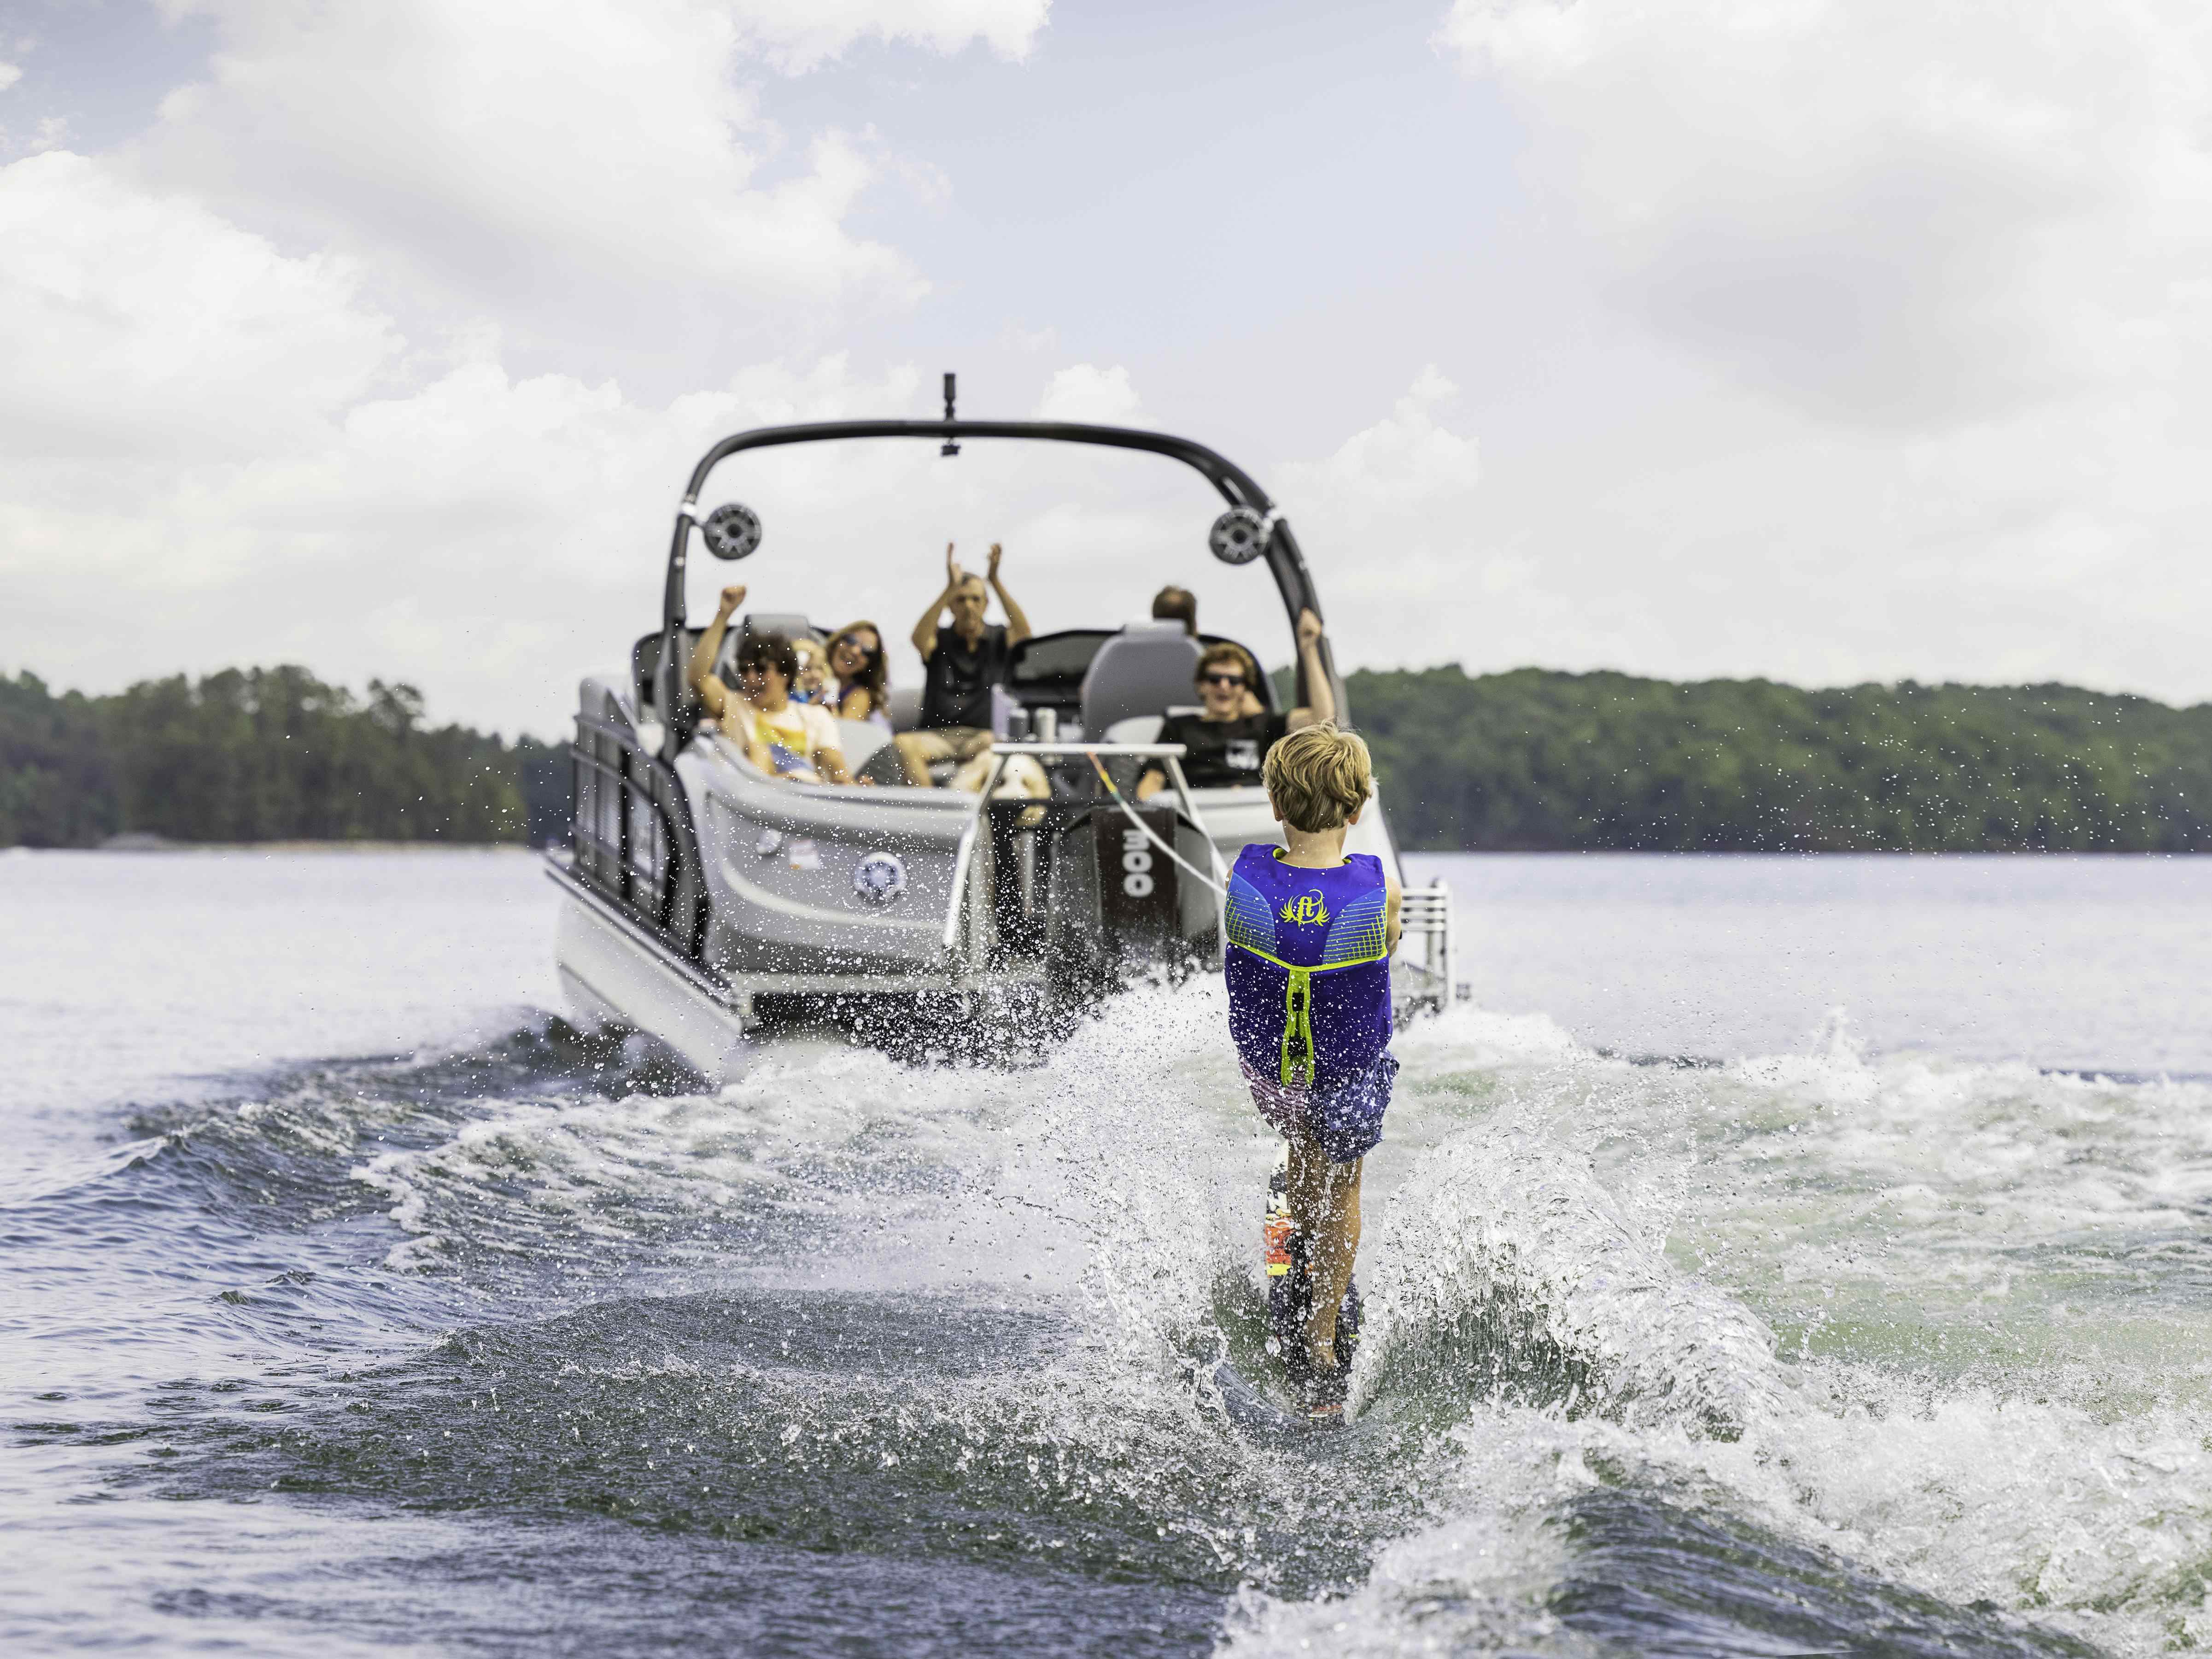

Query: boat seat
[[1106, 715, 1164, 745], [835, 717, 892, 774], [1080, 621, 1202, 735], [885, 685, 924, 733], [1102, 707, 1200, 746], [719, 613, 817, 675]]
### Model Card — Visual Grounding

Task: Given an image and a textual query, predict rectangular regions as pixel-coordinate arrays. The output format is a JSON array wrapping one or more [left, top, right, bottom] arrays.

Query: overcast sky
[[4, 0, 2208, 736]]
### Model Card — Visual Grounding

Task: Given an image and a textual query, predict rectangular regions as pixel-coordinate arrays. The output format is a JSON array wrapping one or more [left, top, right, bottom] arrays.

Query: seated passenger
[[1152, 582, 1263, 716], [790, 636, 835, 706], [1152, 584, 1198, 635], [825, 621, 890, 728], [1136, 608, 1334, 799], [895, 541, 1040, 794], [687, 584, 858, 785]]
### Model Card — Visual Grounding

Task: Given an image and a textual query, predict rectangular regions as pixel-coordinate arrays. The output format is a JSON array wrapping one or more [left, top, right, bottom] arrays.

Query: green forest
[[0, 667, 567, 848], [1342, 668, 2212, 852], [6, 661, 2212, 852]]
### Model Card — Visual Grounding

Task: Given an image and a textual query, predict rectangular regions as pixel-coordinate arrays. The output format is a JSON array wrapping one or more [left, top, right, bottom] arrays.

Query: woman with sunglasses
[[1136, 607, 1334, 799], [824, 622, 891, 729]]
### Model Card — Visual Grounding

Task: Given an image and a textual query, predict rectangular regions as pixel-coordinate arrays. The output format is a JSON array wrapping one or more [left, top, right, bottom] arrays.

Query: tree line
[[0, 666, 567, 848], [1342, 667, 2212, 851], [7, 661, 2212, 852]]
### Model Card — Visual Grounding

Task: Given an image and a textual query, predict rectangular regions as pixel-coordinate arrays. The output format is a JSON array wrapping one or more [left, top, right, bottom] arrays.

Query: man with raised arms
[[895, 541, 1033, 791], [1135, 609, 1334, 800]]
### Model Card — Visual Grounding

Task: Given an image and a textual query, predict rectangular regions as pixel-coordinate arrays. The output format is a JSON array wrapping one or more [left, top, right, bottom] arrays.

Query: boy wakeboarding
[[1225, 722, 1401, 1422]]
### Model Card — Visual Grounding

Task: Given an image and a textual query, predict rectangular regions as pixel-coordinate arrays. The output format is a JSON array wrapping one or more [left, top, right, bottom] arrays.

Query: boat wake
[[29, 982, 2212, 1656]]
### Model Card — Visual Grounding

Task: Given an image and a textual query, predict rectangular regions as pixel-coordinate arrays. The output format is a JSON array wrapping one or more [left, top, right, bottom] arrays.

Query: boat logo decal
[[853, 850, 907, 905]]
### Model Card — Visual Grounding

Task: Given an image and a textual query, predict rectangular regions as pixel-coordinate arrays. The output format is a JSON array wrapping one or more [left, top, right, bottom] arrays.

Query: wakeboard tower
[[545, 373, 1461, 1074]]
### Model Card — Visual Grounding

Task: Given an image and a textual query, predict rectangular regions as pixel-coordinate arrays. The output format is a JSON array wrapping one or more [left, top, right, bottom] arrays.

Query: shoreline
[[0, 840, 2197, 857], [85, 837, 541, 854]]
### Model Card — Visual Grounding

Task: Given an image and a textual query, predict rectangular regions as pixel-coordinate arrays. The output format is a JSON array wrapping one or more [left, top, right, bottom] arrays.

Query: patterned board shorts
[[1240, 1051, 1400, 1167]]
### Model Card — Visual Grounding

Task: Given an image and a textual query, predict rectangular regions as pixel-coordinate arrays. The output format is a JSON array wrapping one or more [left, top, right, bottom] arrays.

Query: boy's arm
[[1384, 876, 1402, 954], [688, 583, 745, 721]]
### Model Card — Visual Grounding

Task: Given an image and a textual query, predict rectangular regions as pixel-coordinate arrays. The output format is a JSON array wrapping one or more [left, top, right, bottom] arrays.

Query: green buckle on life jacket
[[1280, 967, 1316, 1088]]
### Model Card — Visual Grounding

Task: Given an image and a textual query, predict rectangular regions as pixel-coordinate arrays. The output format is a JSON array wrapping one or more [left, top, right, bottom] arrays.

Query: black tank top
[[920, 624, 1011, 730]]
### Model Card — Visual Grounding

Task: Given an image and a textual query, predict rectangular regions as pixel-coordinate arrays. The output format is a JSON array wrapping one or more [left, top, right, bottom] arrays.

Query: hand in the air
[[987, 542, 1003, 581], [1296, 607, 1323, 649], [945, 542, 964, 589], [718, 584, 748, 617]]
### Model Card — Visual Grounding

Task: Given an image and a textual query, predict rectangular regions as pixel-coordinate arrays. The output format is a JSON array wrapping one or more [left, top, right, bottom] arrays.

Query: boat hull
[[553, 879, 749, 1079]]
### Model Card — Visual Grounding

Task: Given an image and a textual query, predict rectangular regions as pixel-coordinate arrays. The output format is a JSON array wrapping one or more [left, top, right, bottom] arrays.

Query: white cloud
[[1276, 365, 1480, 514], [1035, 363, 1141, 423], [1439, 0, 2212, 429], [0, 162, 1235, 735], [1419, 0, 2212, 700], [1268, 369, 1516, 654], [135, 0, 1045, 338], [0, 151, 401, 461], [730, 0, 1050, 73], [0, 61, 22, 93]]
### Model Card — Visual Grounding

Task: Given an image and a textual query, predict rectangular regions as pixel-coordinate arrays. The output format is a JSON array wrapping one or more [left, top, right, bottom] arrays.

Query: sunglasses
[[1200, 671, 1247, 688]]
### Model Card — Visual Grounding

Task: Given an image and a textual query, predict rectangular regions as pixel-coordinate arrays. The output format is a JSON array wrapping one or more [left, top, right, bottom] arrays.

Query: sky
[[3, 0, 2209, 737]]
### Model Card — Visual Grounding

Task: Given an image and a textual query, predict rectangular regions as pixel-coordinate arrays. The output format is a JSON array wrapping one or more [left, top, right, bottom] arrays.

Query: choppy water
[[3, 848, 2208, 1655]]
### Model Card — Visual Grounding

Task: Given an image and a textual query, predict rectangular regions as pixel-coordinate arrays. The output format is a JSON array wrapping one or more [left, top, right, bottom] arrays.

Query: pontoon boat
[[547, 385, 1457, 1075]]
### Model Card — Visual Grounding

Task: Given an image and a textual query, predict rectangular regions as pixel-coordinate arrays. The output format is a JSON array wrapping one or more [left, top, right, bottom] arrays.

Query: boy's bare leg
[[1286, 1135, 1363, 1373]]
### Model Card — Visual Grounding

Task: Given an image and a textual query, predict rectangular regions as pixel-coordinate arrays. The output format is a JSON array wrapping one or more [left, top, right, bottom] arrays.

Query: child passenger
[[1223, 723, 1401, 1421], [789, 636, 836, 707]]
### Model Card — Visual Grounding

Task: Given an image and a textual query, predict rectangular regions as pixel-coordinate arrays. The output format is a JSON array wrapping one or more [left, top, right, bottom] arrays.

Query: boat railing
[[1395, 879, 1461, 1018], [568, 703, 696, 951]]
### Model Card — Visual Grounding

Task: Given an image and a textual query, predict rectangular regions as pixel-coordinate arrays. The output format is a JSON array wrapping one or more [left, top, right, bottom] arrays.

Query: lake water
[[3, 848, 2208, 1656]]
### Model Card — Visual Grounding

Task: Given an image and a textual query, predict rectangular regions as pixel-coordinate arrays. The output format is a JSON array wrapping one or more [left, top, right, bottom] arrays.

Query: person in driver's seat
[[1153, 582, 1263, 717], [895, 541, 1034, 791], [1136, 608, 1334, 798]]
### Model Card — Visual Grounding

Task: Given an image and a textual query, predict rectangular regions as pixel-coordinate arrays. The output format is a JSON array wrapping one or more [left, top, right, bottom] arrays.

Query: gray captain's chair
[[884, 685, 924, 733], [1080, 621, 1203, 736], [721, 613, 817, 674]]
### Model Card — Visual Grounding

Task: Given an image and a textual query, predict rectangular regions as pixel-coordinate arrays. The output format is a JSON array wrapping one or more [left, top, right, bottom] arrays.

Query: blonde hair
[[1262, 722, 1373, 832]]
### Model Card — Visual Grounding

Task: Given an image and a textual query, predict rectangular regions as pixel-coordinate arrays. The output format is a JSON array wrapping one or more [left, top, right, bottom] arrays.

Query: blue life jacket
[[1223, 845, 1393, 1088]]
